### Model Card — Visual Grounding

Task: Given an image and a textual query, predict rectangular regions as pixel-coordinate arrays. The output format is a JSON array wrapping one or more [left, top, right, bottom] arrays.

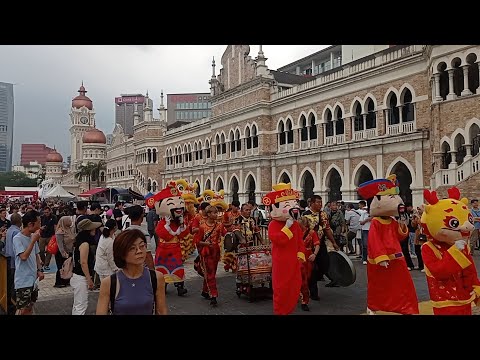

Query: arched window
[[221, 133, 226, 154], [451, 57, 463, 97], [401, 89, 414, 122], [387, 94, 399, 125], [286, 119, 294, 144], [300, 115, 308, 141], [334, 107, 344, 135], [152, 149, 157, 163], [230, 130, 235, 153], [365, 98, 376, 129], [325, 109, 334, 137], [235, 129, 241, 152], [152, 181, 157, 192], [438, 62, 449, 100], [245, 127, 252, 149], [308, 113, 317, 140], [147, 179, 152, 192], [216, 134, 221, 156], [353, 102, 363, 131], [206, 139, 211, 159], [467, 53, 479, 94], [147, 149, 152, 163], [278, 121, 286, 146], [252, 125, 258, 148]]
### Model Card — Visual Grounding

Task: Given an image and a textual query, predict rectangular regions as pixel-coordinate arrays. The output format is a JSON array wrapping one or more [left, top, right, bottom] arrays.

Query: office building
[[0, 82, 14, 171], [115, 94, 152, 135]]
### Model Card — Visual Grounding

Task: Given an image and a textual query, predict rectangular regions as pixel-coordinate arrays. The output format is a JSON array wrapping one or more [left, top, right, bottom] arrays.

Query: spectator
[[344, 203, 362, 255], [94, 219, 119, 280], [75, 201, 89, 232], [124, 205, 154, 270], [146, 207, 159, 248], [113, 202, 125, 232], [38, 206, 57, 272], [12, 210, 44, 315], [470, 199, 480, 254], [54, 216, 76, 288], [96, 229, 167, 315], [5, 213, 22, 314]]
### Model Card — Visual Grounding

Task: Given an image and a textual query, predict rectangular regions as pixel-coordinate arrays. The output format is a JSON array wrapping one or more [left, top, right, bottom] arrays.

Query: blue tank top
[[113, 268, 154, 315]]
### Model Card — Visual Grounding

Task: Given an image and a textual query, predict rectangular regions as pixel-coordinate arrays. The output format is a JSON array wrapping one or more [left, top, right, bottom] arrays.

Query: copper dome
[[83, 128, 106, 144], [46, 149, 63, 163], [72, 83, 93, 110]]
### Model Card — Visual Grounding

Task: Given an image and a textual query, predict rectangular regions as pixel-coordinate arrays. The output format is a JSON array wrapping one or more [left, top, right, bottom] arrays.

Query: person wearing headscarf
[[54, 216, 76, 288]]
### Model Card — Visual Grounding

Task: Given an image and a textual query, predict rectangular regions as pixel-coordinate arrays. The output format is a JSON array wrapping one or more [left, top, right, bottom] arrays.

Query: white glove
[[379, 260, 389, 268], [455, 240, 466, 251], [286, 218, 294, 229]]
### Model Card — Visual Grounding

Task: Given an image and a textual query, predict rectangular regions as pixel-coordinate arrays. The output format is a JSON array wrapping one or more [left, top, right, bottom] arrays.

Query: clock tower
[[69, 82, 96, 170]]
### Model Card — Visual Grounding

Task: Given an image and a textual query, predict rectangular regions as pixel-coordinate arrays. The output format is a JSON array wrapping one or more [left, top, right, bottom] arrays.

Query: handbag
[[47, 235, 58, 255], [60, 255, 74, 280]]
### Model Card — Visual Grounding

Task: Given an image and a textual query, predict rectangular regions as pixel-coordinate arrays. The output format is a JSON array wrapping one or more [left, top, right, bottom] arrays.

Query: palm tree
[[91, 160, 107, 187], [75, 162, 97, 190]]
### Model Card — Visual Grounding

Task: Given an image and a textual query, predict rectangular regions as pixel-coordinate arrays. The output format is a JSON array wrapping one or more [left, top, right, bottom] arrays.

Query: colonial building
[[43, 83, 107, 195], [107, 45, 480, 207]]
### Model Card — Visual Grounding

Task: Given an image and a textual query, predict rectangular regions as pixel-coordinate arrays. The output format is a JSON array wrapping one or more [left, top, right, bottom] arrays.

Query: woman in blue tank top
[[96, 229, 167, 315]]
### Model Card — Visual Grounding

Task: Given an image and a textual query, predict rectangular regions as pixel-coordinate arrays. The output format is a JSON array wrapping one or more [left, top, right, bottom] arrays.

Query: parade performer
[[298, 216, 320, 311], [357, 175, 419, 315], [175, 179, 198, 261], [421, 187, 479, 315], [263, 183, 306, 315], [194, 205, 227, 306], [146, 181, 190, 296]]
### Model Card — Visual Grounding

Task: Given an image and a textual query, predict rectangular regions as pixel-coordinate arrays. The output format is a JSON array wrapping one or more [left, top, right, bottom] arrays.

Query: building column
[[477, 62, 480, 94], [434, 73, 443, 101], [447, 69, 456, 100], [311, 60, 316, 75], [448, 151, 457, 168], [461, 65, 472, 96], [362, 114, 367, 137], [332, 121, 337, 143], [411, 188, 424, 208], [319, 122, 324, 145], [464, 144, 473, 160]]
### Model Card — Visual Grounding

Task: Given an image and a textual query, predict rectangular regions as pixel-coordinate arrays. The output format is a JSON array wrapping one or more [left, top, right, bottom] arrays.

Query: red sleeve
[[194, 225, 204, 245], [190, 215, 200, 231], [422, 242, 474, 281], [295, 223, 306, 254], [311, 231, 320, 247], [367, 219, 389, 264], [268, 220, 292, 247]]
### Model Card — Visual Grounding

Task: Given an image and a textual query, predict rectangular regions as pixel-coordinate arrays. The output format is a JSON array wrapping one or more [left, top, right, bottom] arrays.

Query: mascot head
[[262, 183, 300, 222], [357, 174, 404, 217], [421, 187, 474, 245], [146, 181, 185, 222], [200, 189, 228, 220], [175, 179, 199, 214]]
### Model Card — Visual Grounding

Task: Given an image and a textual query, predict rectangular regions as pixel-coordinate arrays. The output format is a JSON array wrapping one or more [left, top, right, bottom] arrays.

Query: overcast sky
[[0, 45, 328, 165]]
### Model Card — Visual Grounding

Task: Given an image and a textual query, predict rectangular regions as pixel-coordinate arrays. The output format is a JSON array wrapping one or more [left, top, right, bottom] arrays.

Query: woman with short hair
[[96, 229, 167, 315]]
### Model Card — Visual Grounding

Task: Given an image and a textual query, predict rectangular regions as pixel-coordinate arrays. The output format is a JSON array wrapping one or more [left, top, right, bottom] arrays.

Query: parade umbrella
[[327, 250, 356, 287]]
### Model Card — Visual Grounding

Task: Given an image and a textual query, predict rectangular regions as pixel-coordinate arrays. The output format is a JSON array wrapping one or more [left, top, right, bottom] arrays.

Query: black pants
[[308, 240, 330, 296], [414, 244, 424, 270], [54, 251, 70, 286], [400, 237, 415, 268], [6, 259, 16, 315], [149, 231, 159, 249]]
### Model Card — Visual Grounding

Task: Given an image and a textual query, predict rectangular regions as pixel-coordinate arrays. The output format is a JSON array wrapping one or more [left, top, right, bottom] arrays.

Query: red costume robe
[[422, 241, 480, 315], [195, 222, 227, 298], [155, 219, 190, 283], [268, 220, 306, 315], [367, 217, 419, 314], [300, 229, 320, 305]]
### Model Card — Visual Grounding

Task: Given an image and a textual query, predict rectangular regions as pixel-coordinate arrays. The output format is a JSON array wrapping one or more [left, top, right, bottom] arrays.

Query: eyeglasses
[[128, 242, 147, 253]]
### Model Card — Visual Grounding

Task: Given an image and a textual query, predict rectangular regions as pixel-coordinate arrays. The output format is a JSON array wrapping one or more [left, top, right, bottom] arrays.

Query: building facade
[[0, 82, 14, 172], [20, 144, 54, 165], [106, 45, 480, 207], [13, 161, 43, 179]]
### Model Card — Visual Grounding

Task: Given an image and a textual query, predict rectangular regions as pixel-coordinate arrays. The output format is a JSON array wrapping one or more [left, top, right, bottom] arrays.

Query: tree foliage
[[0, 171, 38, 190]]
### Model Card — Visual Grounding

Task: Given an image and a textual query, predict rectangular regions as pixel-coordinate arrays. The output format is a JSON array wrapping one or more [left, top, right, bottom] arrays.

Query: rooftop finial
[[212, 56, 216, 78], [258, 45, 264, 58], [160, 90, 164, 107]]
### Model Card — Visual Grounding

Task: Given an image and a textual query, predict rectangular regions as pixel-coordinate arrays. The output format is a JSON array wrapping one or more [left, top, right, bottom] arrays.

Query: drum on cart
[[235, 244, 273, 302]]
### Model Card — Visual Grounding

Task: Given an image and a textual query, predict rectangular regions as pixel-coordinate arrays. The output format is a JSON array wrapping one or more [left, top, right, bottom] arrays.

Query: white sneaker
[[421, 269, 425, 273], [407, 267, 412, 271], [362, 261, 367, 265]]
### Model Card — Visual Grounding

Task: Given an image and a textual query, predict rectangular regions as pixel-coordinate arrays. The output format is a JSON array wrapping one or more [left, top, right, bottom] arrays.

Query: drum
[[327, 250, 356, 287], [236, 245, 272, 278], [223, 230, 244, 252]]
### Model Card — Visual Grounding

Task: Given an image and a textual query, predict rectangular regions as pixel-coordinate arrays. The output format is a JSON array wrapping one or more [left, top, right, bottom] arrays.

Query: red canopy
[[0, 191, 38, 201], [77, 188, 108, 198]]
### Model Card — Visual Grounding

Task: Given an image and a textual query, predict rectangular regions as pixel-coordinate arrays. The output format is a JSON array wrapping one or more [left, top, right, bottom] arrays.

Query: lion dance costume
[[357, 175, 419, 314], [146, 181, 191, 296], [421, 187, 479, 315], [263, 183, 305, 315]]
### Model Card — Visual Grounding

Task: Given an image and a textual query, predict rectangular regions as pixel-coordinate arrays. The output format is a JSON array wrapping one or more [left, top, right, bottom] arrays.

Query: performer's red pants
[[200, 245, 220, 298], [300, 260, 314, 304]]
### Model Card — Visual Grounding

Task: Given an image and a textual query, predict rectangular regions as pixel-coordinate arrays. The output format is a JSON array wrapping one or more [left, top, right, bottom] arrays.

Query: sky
[[0, 45, 329, 165]]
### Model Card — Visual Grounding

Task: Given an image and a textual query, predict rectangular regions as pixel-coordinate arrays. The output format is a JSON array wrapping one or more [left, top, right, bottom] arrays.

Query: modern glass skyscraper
[[0, 82, 14, 172]]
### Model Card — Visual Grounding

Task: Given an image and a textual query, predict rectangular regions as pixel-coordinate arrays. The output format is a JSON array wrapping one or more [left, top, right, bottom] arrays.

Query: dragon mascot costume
[[146, 181, 191, 296], [421, 186, 479, 315], [263, 183, 306, 315], [357, 174, 419, 315]]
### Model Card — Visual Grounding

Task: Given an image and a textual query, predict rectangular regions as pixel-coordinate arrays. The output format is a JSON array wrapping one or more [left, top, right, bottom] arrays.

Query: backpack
[[60, 256, 74, 280], [109, 269, 157, 314]]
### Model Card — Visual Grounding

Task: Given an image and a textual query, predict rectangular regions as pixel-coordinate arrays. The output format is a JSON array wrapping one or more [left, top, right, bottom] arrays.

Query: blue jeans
[[361, 230, 369, 262], [408, 232, 416, 255]]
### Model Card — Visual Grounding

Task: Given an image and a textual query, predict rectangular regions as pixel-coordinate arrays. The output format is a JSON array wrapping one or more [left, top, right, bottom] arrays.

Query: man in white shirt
[[358, 200, 371, 265], [123, 205, 154, 270], [344, 203, 362, 255]]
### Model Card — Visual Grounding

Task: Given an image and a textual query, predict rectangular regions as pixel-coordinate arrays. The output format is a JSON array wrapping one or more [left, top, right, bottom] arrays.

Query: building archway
[[245, 174, 256, 203], [195, 180, 201, 197], [205, 178, 211, 190], [230, 176, 239, 203], [215, 177, 224, 192], [326, 168, 342, 202], [389, 162, 413, 204], [279, 172, 291, 184], [300, 170, 315, 201]]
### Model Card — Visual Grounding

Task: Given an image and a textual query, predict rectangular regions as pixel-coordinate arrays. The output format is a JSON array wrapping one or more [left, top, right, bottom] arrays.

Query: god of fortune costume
[[146, 181, 190, 296], [357, 175, 419, 315], [421, 187, 480, 315], [263, 183, 306, 315]]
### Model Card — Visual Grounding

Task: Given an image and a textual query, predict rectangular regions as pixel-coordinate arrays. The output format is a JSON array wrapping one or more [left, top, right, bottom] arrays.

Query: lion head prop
[[262, 183, 300, 222], [175, 179, 199, 215], [421, 187, 474, 245]]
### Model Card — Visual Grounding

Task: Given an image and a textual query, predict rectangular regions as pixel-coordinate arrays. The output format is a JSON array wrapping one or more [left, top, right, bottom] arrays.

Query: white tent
[[44, 184, 75, 199]]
